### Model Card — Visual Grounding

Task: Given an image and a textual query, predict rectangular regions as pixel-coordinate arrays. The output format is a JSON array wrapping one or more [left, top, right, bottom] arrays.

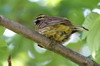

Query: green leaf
[[0, 39, 7, 47], [0, 61, 2, 66], [0, 47, 9, 60], [82, 12, 100, 57], [0, 26, 5, 37], [0, 39, 9, 60], [95, 51, 100, 63], [67, 40, 85, 52]]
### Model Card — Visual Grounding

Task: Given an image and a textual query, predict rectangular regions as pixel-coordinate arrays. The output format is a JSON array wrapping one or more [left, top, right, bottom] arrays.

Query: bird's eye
[[35, 20, 41, 24]]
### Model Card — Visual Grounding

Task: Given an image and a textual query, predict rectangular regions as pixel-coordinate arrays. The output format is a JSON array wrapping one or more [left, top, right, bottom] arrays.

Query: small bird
[[34, 14, 88, 44]]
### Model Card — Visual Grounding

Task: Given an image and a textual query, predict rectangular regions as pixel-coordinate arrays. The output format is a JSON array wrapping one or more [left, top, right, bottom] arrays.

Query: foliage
[[82, 12, 100, 63], [0, 0, 100, 66]]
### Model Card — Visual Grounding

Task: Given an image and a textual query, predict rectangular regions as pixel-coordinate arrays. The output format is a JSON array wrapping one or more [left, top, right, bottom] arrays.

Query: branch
[[0, 15, 99, 66], [8, 55, 12, 66]]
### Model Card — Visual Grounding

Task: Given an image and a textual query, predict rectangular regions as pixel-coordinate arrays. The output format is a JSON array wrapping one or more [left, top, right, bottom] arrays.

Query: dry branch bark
[[0, 15, 100, 66]]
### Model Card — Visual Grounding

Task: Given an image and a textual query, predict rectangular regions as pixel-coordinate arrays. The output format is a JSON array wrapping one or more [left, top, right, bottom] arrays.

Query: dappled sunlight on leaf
[[34, 43, 46, 54], [11, 52, 30, 66], [3, 29, 16, 37], [80, 45, 91, 56], [46, 0, 61, 7], [83, 9, 91, 17], [82, 12, 100, 63], [28, 0, 40, 2], [28, 50, 35, 59]]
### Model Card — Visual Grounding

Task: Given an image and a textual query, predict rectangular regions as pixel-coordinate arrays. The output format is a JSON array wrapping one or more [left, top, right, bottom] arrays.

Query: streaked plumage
[[34, 14, 88, 44]]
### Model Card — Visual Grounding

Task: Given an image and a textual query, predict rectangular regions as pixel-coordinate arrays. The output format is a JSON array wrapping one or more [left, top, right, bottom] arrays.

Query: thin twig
[[8, 55, 12, 66], [0, 15, 100, 66]]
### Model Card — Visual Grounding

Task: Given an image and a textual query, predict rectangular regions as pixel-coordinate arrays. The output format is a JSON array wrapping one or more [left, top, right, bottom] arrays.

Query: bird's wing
[[46, 21, 66, 25], [45, 20, 73, 26]]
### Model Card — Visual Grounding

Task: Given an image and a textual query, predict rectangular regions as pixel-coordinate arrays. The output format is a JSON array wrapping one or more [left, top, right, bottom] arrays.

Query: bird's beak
[[74, 26, 89, 31], [33, 20, 37, 22]]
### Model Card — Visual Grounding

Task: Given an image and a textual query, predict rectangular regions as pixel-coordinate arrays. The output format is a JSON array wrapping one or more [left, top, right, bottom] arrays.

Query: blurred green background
[[0, 0, 100, 66]]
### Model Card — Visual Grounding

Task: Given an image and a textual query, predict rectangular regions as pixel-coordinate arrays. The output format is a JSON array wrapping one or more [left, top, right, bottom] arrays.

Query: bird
[[34, 14, 88, 44]]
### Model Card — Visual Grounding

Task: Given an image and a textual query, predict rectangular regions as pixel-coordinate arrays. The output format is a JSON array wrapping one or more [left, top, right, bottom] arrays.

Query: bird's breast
[[37, 24, 73, 44]]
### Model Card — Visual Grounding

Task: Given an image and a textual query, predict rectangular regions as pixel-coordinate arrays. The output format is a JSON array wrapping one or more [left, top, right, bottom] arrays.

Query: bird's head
[[33, 14, 47, 25]]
